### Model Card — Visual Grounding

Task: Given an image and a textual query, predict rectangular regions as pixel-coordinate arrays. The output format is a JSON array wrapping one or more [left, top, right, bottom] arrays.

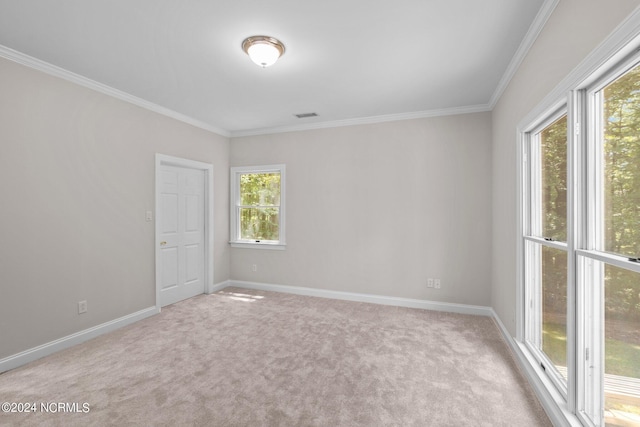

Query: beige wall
[[491, 0, 640, 335], [0, 57, 230, 359], [230, 113, 493, 306]]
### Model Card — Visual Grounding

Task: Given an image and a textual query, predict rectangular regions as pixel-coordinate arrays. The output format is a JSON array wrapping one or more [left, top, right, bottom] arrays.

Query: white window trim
[[516, 24, 640, 426], [576, 55, 640, 424], [521, 104, 571, 401], [229, 164, 286, 250]]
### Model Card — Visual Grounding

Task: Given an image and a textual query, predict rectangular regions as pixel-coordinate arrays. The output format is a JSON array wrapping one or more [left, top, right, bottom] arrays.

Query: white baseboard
[[207, 279, 231, 294], [229, 280, 493, 317], [0, 306, 159, 374]]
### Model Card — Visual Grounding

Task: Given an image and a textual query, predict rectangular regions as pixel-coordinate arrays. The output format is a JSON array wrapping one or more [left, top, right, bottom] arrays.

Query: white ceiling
[[0, 0, 548, 137]]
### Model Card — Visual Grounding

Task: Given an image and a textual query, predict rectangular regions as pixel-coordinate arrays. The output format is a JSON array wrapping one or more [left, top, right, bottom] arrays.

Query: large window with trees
[[230, 165, 286, 249], [523, 111, 569, 394], [521, 53, 640, 427], [579, 59, 640, 426]]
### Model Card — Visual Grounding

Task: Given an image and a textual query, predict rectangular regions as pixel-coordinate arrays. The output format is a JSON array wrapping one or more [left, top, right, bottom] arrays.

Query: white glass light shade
[[242, 36, 285, 68], [247, 43, 280, 67]]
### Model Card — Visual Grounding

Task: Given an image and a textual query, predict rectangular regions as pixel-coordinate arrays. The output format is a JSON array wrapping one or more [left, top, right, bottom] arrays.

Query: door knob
[[160, 241, 167, 246]]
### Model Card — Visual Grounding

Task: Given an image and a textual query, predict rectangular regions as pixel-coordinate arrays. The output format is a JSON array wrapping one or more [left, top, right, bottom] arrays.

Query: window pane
[[541, 245, 568, 381], [540, 115, 568, 242], [240, 207, 280, 241], [602, 64, 640, 258], [603, 264, 640, 426], [525, 240, 568, 385], [240, 173, 281, 206]]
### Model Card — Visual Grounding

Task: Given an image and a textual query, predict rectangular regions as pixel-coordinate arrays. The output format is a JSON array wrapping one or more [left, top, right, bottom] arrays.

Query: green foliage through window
[[542, 246, 567, 377], [602, 64, 640, 326], [238, 172, 281, 241], [603, 64, 640, 259], [541, 116, 568, 242]]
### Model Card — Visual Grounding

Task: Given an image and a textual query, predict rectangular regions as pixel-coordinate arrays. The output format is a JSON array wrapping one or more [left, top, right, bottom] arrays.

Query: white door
[[158, 165, 205, 306]]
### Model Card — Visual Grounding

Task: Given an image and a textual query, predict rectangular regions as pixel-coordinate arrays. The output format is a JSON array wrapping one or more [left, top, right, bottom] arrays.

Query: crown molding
[[0, 0, 562, 141], [229, 104, 492, 138], [0, 44, 231, 138], [489, 0, 560, 108], [2, 42, 489, 140]]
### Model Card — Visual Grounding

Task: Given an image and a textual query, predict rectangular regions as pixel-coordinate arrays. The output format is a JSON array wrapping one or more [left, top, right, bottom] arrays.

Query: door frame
[[155, 154, 214, 310]]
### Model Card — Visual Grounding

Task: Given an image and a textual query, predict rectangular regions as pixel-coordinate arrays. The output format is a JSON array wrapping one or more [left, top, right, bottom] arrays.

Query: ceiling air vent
[[294, 112, 318, 118]]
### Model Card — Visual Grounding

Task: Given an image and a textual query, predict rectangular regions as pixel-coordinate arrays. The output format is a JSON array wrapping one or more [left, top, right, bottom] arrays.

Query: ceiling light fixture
[[242, 35, 285, 68]]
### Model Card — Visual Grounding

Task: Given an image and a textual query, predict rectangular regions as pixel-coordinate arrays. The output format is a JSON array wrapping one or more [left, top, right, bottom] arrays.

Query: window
[[580, 60, 640, 425], [521, 54, 640, 427], [230, 165, 286, 249], [523, 111, 569, 394]]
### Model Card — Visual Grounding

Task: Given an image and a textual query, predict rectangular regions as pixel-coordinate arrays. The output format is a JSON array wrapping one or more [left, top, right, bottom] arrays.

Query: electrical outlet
[[427, 278, 434, 288], [434, 279, 441, 289], [78, 300, 87, 314], [251, 264, 257, 272]]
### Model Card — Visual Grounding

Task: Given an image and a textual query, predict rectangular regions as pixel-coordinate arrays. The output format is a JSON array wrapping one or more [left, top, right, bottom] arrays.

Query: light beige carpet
[[0, 287, 550, 426]]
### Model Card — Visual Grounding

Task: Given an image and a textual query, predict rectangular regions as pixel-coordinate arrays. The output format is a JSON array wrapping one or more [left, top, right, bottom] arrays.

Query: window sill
[[229, 241, 286, 250]]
